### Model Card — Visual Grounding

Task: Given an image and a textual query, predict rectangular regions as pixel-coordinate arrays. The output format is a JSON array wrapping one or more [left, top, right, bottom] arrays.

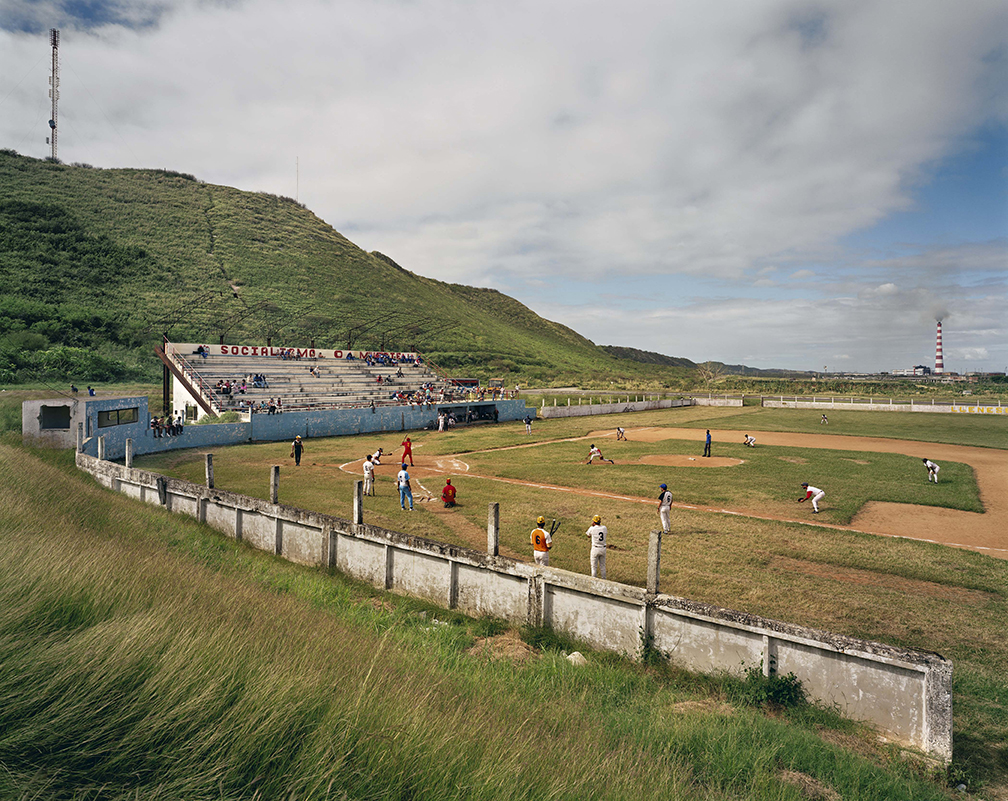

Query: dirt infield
[[590, 427, 1008, 558]]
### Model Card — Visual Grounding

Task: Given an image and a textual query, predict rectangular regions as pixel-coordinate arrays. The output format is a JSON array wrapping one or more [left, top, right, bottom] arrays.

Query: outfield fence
[[762, 397, 1006, 414], [537, 397, 692, 418], [76, 443, 953, 761]]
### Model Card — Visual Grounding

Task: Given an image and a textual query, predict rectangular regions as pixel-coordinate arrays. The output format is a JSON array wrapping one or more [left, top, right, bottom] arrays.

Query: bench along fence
[[77, 445, 952, 762]]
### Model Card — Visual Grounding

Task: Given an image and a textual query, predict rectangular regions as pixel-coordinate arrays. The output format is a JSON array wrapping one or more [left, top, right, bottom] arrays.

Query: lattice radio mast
[[48, 28, 59, 160]]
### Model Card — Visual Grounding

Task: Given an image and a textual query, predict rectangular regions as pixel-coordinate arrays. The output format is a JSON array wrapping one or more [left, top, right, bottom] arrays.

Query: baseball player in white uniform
[[743, 434, 756, 447], [586, 514, 607, 579], [587, 444, 613, 464], [922, 458, 940, 483], [798, 482, 825, 513], [362, 454, 375, 496], [658, 483, 673, 533]]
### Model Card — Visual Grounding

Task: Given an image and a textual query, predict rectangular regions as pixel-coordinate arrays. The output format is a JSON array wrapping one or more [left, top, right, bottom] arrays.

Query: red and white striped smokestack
[[935, 321, 944, 374]]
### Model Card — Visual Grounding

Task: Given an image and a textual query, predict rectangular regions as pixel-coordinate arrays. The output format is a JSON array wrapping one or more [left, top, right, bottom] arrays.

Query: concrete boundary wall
[[762, 398, 1005, 414], [61, 396, 530, 462], [76, 450, 953, 761], [690, 396, 744, 408], [538, 398, 692, 419]]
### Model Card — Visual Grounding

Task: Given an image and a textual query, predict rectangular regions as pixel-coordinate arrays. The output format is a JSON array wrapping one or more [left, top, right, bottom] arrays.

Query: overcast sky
[[2, 0, 1006, 373]]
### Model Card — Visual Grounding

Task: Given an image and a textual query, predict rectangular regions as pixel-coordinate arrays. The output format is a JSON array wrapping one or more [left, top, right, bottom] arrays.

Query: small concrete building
[[23, 395, 149, 451]]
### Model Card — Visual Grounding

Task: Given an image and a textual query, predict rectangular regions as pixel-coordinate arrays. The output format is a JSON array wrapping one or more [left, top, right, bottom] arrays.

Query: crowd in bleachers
[[173, 348, 464, 416]]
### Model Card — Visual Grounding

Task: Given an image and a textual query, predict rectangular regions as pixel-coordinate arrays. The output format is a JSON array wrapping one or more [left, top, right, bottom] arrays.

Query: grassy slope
[[0, 151, 683, 386], [1, 438, 957, 801]]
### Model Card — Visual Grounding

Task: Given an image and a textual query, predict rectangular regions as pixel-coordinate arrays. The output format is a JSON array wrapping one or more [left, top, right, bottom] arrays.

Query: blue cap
[[660, 483, 667, 489], [402, 464, 408, 469]]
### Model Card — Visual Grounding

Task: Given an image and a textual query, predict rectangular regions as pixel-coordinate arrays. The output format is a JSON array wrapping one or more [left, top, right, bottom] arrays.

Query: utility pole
[[48, 29, 59, 160]]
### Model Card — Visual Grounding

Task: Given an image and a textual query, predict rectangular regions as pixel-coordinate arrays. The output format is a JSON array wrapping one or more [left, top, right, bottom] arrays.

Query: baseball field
[[131, 404, 1008, 788], [5, 402, 1003, 798]]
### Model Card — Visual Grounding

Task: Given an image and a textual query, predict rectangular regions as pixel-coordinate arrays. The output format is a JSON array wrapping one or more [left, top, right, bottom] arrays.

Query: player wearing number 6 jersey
[[586, 514, 607, 579], [531, 516, 552, 566]]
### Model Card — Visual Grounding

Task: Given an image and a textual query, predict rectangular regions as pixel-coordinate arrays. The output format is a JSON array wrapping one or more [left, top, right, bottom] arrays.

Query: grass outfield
[[648, 405, 1008, 450], [2, 438, 963, 800]]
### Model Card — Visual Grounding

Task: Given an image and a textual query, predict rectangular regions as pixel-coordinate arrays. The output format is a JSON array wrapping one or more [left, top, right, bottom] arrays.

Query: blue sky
[[2, 0, 1006, 373]]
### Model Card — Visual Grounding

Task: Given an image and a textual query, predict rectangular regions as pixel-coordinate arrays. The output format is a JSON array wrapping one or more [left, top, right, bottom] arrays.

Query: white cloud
[[1, 0, 1005, 370]]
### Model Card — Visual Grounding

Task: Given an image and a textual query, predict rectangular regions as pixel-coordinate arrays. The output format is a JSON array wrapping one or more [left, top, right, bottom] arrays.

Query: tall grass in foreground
[[0, 440, 955, 800]]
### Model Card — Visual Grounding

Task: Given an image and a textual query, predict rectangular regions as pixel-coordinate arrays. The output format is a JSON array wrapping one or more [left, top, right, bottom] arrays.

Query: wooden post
[[647, 529, 662, 595], [205, 454, 214, 488], [487, 502, 499, 556], [270, 465, 279, 504], [354, 480, 363, 525]]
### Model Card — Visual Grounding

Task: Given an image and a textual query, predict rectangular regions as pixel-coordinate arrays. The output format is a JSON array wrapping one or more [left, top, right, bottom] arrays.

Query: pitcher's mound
[[636, 455, 743, 467]]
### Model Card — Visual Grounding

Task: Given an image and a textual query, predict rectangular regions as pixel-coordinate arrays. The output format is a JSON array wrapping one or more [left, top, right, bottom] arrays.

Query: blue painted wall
[[85, 398, 530, 460]]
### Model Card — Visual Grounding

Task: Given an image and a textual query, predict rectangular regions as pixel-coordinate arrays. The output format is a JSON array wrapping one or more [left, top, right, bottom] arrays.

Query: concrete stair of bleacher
[[181, 353, 443, 410]]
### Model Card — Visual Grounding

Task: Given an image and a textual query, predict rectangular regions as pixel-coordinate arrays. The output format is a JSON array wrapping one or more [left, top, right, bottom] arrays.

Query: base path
[[592, 428, 1008, 558]]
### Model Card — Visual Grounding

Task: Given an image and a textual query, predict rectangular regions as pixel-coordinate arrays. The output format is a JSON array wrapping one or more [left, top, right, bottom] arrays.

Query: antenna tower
[[48, 28, 59, 160]]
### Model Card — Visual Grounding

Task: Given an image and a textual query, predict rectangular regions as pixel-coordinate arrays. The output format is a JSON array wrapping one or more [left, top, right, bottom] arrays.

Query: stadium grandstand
[[159, 342, 514, 421]]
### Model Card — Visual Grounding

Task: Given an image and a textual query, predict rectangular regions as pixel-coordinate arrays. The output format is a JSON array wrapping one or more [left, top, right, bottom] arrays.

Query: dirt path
[[342, 429, 1008, 559]]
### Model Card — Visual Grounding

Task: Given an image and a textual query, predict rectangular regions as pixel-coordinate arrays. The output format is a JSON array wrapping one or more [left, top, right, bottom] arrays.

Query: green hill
[[0, 149, 692, 387]]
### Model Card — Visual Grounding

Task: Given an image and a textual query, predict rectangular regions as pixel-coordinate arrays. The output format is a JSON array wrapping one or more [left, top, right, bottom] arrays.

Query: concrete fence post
[[647, 529, 662, 595], [125, 439, 133, 469], [270, 465, 280, 504], [97, 436, 105, 461], [77, 422, 83, 452], [487, 502, 499, 556], [205, 454, 214, 488], [354, 480, 363, 525]]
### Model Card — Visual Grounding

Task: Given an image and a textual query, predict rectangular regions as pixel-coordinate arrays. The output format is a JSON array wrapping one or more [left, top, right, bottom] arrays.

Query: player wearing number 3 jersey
[[586, 514, 607, 579]]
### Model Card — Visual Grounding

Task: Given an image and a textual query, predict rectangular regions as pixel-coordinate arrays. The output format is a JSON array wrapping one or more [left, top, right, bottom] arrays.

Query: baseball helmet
[[592, 515, 601, 524], [537, 516, 545, 526], [801, 482, 809, 487]]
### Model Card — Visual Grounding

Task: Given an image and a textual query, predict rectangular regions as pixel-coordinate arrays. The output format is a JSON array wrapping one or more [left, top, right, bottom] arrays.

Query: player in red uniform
[[441, 478, 457, 507]]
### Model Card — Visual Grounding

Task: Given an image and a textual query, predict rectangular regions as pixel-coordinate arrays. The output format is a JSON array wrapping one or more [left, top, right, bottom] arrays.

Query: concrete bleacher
[[167, 343, 454, 418]]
